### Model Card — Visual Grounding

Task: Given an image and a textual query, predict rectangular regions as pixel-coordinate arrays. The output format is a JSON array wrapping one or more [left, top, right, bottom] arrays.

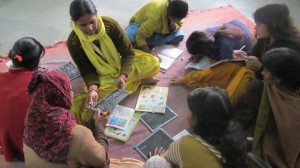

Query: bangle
[[118, 74, 127, 82], [88, 88, 98, 93]]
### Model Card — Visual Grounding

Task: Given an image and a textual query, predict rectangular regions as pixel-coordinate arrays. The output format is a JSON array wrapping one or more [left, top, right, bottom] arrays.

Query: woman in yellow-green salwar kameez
[[67, 0, 160, 124]]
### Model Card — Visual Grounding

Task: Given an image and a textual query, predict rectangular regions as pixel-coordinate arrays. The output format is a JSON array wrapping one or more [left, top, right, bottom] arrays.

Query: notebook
[[141, 106, 177, 132], [105, 113, 140, 142], [153, 44, 183, 72], [209, 59, 246, 68], [91, 89, 129, 112], [135, 129, 174, 160], [57, 62, 80, 80], [185, 56, 212, 70], [135, 85, 169, 113], [185, 57, 245, 70]]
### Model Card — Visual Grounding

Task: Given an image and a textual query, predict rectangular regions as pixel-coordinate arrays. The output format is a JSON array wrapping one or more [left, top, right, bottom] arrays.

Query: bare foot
[[169, 76, 184, 85], [141, 77, 159, 85]]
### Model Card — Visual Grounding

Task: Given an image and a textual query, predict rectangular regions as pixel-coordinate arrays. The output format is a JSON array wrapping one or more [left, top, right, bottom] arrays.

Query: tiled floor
[[0, 0, 299, 167]]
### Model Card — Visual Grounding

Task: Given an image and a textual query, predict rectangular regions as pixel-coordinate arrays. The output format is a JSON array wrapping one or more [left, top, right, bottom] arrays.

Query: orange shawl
[[253, 84, 300, 168]]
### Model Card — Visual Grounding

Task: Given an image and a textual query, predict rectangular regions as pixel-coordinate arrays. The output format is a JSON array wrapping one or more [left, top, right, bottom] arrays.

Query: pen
[[238, 45, 246, 52]]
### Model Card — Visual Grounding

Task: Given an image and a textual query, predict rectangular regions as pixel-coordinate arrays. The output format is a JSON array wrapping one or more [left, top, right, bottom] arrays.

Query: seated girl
[[252, 48, 300, 167], [145, 87, 247, 168], [125, 0, 189, 53], [0, 37, 44, 162]]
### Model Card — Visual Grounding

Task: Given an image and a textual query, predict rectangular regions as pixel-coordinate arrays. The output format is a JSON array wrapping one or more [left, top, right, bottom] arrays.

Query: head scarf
[[24, 70, 76, 163]]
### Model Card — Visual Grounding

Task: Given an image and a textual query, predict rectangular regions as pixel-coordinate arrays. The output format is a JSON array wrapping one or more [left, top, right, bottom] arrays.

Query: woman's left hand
[[245, 56, 262, 71], [117, 77, 126, 90]]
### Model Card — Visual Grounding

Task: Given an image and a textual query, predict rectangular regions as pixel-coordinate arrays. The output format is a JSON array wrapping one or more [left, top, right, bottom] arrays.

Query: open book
[[106, 105, 135, 130], [105, 113, 140, 142], [153, 44, 183, 72], [135, 85, 169, 113]]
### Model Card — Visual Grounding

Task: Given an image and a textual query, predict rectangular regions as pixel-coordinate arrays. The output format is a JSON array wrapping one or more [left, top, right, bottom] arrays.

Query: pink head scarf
[[24, 70, 76, 163]]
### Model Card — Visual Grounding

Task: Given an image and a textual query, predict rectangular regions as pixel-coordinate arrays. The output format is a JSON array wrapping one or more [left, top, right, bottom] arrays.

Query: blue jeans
[[125, 23, 184, 47]]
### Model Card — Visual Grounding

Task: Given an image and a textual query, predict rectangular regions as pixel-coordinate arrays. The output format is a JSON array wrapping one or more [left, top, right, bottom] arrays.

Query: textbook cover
[[209, 59, 246, 68], [105, 113, 141, 142], [185, 57, 245, 70], [135, 85, 169, 113]]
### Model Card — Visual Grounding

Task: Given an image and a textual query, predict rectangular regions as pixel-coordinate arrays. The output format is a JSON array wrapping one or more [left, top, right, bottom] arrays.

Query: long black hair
[[9, 37, 45, 70], [262, 47, 300, 90], [254, 3, 300, 41], [186, 31, 214, 59], [187, 87, 247, 168], [70, 0, 97, 21]]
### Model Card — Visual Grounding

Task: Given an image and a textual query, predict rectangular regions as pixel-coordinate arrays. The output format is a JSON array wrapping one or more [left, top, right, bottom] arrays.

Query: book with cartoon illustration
[[106, 105, 135, 130], [135, 85, 169, 113], [105, 114, 141, 142]]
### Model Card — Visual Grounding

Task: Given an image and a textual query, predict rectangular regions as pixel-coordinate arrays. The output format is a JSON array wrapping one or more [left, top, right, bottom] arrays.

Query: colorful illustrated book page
[[105, 113, 140, 142], [135, 85, 169, 113], [106, 105, 135, 130]]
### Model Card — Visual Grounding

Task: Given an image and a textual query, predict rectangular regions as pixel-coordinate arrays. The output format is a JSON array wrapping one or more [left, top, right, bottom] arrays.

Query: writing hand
[[233, 50, 247, 59]]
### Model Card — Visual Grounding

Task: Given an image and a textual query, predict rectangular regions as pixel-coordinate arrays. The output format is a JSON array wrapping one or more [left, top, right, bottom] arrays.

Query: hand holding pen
[[233, 45, 247, 59], [152, 48, 162, 63]]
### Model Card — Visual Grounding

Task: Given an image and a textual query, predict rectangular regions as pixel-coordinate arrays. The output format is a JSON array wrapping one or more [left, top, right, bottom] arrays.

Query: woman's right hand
[[233, 50, 248, 59], [93, 109, 109, 130], [139, 45, 152, 53], [86, 85, 99, 109], [169, 76, 185, 85]]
